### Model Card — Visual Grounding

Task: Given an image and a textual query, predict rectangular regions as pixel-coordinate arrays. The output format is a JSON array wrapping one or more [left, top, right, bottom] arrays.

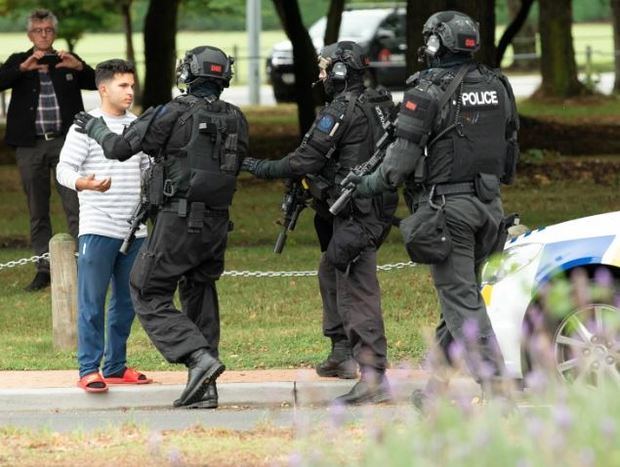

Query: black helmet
[[176, 45, 234, 88], [422, 11, 480, 57], [318, 40, 369, 81]]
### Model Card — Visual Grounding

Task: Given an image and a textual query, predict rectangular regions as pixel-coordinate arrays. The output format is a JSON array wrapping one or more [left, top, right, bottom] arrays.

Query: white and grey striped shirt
[[57, 109, 150, 240]]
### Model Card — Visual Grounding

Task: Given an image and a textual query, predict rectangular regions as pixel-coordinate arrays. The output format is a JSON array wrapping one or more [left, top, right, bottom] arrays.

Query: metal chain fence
[[0, 252, 416, 276]]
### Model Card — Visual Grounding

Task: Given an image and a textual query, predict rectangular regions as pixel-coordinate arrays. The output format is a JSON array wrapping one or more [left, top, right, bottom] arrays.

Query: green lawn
[[0, 164, 619, 371]]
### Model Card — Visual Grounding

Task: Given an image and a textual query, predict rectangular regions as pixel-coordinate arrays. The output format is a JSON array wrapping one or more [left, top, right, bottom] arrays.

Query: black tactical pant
[[129, 210, 228, 363], [428, 194, 505, 381], [16, 137, 79, 271], [317, 215, 388, 372]]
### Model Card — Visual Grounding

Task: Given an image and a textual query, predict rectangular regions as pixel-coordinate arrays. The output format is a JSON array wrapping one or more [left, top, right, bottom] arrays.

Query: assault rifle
[[274, 179, 309, 254], [329, 118, 396, 216], [119, 197, 150, 255]]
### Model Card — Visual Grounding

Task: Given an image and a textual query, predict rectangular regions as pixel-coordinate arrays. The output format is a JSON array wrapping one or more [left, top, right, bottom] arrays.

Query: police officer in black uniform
[[73, 46, 249, 408], [349, 11, 520, 405], [242, 41, 398, 404]]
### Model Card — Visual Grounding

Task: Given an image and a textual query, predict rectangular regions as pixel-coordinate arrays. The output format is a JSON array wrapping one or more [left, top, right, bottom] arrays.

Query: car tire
[[521, 267, 620, 387]]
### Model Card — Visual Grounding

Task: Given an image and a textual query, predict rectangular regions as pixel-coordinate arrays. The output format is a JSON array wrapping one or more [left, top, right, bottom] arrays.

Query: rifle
[[329, 118, 396, 216], [273, 179, 309, 254], [119, 198, 150, 255]]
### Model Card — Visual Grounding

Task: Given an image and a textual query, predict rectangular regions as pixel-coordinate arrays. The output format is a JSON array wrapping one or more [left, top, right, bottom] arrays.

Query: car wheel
[[552, 302, 620, 385], [522, 268, 620, 387]]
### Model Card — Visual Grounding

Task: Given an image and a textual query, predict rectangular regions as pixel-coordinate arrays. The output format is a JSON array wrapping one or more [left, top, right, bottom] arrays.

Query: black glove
[[73, 111, 110, 143], [240, 157, 261, 175]]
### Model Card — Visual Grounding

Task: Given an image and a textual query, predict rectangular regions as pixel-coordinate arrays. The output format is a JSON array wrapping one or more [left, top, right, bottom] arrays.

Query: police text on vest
[[461, 90, 498, 106]]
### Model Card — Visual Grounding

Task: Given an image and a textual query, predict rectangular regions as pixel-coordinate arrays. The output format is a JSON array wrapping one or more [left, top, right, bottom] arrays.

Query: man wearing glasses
[[0, 9, 96, 291]]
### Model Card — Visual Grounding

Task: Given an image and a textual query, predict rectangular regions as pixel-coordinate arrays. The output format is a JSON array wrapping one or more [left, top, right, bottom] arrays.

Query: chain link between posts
[[0, 252, 417, 276]]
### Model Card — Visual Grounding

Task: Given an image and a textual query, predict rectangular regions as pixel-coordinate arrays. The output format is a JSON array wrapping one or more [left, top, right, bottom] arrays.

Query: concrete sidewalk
[[0, 369, 479, 412]]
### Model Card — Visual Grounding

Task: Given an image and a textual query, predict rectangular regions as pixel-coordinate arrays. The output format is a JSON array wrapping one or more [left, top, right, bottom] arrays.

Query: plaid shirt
[[35, 70, 62, 135]]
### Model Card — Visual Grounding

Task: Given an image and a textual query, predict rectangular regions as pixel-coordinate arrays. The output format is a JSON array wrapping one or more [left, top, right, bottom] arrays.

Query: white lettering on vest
[[461, 90, 498, 106]]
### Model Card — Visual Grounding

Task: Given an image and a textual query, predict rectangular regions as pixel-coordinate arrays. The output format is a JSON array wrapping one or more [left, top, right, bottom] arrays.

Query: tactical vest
[[425, 65, 512, 185], [163, 95, 241, 210], [320, 88, 394, 183]]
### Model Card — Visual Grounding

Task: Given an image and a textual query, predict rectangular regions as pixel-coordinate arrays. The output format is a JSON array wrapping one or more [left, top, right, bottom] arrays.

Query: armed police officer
[[73, 46, 249, 408], [242, 41, 398, 405], [349, 11, 520, 406]]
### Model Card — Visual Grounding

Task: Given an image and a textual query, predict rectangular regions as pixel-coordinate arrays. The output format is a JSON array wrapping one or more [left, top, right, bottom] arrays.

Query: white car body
[[482, 211, 620, 378]]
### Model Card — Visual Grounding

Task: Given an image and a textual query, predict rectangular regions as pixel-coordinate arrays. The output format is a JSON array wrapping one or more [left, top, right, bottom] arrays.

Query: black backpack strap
[[437, 63, 471, 112]]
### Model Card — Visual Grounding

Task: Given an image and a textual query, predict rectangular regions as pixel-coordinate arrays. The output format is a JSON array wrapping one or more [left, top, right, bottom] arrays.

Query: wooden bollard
[[49, 233, 77, 350]]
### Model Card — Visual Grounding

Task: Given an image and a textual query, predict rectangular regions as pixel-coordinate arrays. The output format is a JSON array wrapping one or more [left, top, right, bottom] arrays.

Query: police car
[[480, 211, 620, 385]]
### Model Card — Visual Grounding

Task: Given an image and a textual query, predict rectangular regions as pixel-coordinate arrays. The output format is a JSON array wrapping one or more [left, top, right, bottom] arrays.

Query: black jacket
[[0, 48, 96, 147]]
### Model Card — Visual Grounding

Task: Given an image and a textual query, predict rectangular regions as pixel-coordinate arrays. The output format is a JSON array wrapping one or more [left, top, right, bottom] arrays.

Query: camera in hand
[[37, 53, 61, 66]]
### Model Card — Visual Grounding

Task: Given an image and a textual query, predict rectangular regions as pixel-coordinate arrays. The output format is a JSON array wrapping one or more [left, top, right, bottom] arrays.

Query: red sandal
[[103, 367, 152, 385], [77, 372, 108, 393]]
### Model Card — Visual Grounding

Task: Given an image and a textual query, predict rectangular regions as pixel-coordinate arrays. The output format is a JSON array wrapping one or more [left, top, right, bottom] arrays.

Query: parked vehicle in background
[[266, 5, 407, 103]]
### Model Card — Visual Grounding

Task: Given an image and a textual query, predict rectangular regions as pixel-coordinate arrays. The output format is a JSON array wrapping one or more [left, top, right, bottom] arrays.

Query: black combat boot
[[174, 380, 218, 409], [175, 348, 225, 407], [316, 339, 358, 379], [411, 375, 450, 413], [24, 271, 50, 292], [333, 370, 392, 405]]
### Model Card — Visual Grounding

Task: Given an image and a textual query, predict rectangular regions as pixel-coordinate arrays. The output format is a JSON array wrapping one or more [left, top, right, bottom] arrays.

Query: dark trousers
[[429, 194, 506, 381], [129, 211, 227, 363], [15, 137, 79, 271], [317, 213, 388, 372]]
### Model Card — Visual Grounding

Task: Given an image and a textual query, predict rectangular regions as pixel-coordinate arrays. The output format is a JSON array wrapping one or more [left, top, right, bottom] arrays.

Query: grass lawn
[[0, 163, 619, 371]]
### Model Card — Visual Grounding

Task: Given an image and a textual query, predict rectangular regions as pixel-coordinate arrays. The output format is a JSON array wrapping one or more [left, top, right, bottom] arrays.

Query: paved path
[[1, 73, 615, 114], [1, 368, 482, 413]]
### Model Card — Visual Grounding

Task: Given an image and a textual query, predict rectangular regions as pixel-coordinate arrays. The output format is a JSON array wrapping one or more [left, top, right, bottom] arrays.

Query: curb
[[0, 378, 480, 412]]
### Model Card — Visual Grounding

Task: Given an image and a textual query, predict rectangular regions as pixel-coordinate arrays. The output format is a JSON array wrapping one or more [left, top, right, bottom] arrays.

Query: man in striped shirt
[[57, 59, 151, 393]]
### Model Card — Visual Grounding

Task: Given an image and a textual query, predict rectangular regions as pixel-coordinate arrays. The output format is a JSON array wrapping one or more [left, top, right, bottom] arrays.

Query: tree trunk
[[142, 0, 180, 109], [453, 0, 496, 67], [406, 0, 447, 75], [121, 0, 141, 105], [324, 0, 345, 45], [498, 0, 537, 70], [612, 0, 620, 93], [538, 0, 585, 97], [272, 0, 321, 137]]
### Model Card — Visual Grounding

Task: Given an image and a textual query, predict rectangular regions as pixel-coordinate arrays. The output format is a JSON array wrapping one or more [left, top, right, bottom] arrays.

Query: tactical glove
[[240, 156, 261, 175], [73, 111, 111, 144]]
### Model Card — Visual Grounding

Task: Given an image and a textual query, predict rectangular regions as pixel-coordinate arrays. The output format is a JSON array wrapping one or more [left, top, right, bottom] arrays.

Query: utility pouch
[[326, 218, 370, 272], [400, 193, 452, 264], [188, 202, 206, 232], [147, 164, 165, 207], [474, 173, 500, 203], [220, 133, 239, 174], [303, 174, 333, 202], [501, 139, 519, 185]]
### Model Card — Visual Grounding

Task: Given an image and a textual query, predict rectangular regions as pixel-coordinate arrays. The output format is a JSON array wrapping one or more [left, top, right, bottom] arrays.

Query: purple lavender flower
[[147, 430, 162, 457], [463, 319, 479, 343], [600, 416, 617, 441], [168, 448, 184, 466], [288, 452, 303, 467], [552, 404, 574, 431]]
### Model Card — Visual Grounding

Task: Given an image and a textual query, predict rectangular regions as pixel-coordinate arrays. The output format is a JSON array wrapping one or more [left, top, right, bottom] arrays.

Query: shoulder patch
[[316, 114, 336, 133]]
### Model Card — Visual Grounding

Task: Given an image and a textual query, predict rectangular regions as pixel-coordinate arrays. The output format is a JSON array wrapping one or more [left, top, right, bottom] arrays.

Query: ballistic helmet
[[318, 41, 369, 82], [422, 11, 480, 57], [176, 45, 234, 88]]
